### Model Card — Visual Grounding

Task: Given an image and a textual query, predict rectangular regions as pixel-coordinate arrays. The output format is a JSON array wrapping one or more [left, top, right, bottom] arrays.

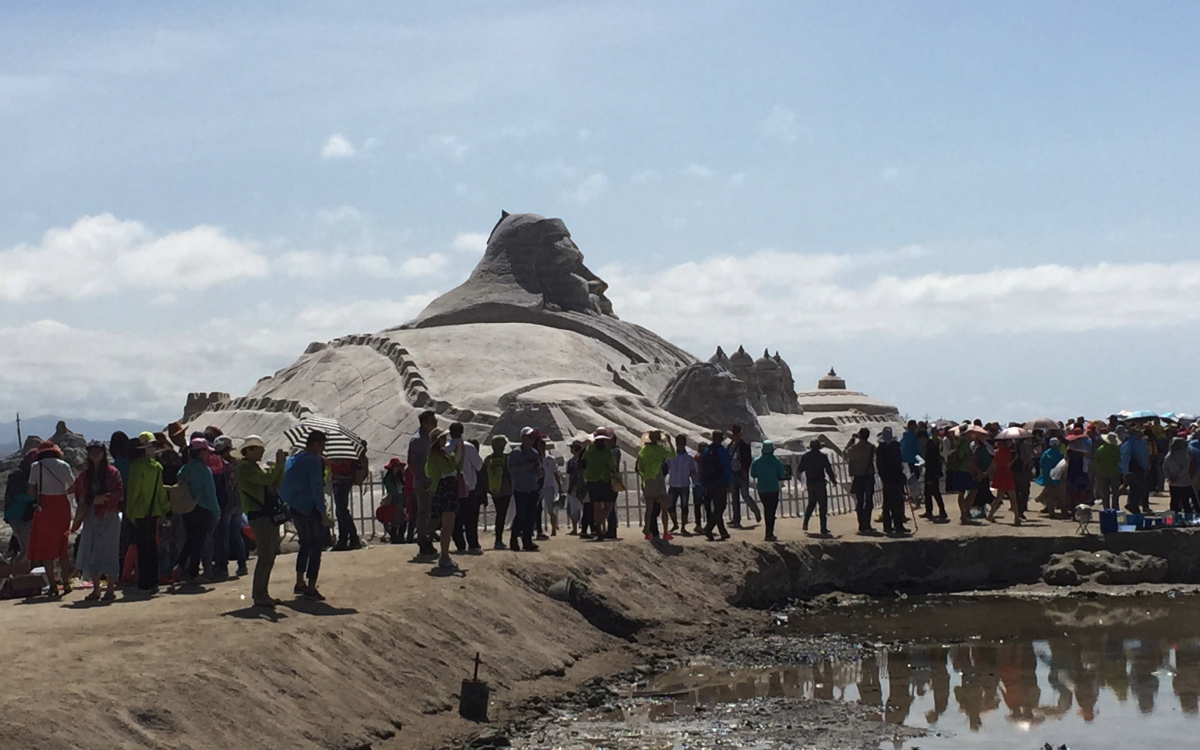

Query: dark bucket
[[460, 679, 490, 722]]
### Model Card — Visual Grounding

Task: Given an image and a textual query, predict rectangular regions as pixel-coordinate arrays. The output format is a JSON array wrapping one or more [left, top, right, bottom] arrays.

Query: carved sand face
[[534, 222, 613, 315]]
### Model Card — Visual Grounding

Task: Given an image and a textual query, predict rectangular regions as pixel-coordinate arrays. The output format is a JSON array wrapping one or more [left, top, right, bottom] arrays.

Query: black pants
[[803, 482, 828, 533], [453, 490, 483, 550], [852, 476, 875, 531], [175, 506, 213, 578], [492, 494, 511, 545], [1127, 472, 1151, 512], [580, 502, 596, 537], [924, 478, 946, 517], [761, 491, 780, 537], [704, 483, 729, 539], [294, 512, 324, 582], [1014, 469, 1031, 516], [692, 486, 708, 529], [1170, 485, 1198, 514], [333, 480, 359, 546], [511, 491, 538, 549], [881, 479, 907, 532], [135, 516, 160, 591]]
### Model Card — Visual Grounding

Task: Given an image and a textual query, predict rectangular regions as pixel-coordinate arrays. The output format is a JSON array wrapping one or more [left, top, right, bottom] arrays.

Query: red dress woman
[[988, 442, 1020, 525], [27, 440, 76, 597]]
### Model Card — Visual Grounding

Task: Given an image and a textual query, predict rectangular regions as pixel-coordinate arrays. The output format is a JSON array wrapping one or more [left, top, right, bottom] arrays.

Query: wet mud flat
[[494, 588, 1200, 750]]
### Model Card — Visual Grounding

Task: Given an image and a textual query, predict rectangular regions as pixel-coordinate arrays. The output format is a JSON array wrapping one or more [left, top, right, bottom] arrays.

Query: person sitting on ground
[[581, 430, 619, 540], [508, 427, 544, 551], [282, 431, 331, 600], [797, 438, 837, 536], [380, 458, 408, 544], [27, 440, 76, 598], [425, 427, 463, 570], [70, 441, 123, 601], [636, 430, 675, 541], [665, 435, 697, 535], [236, 436, 287, 608], [483, 437, 513, 549], [875, 428, 909, 535], [753, 439, 791, 541], [700, 431, 733, 541]]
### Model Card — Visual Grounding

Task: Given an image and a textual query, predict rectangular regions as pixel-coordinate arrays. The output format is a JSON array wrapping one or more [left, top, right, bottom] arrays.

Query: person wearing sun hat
[[26, 440, 76, 598], [126, 433, 169, 593], [581, 429, 619, 540], [508, 427, 545, 551], [209, 435, 247, 578], [1093, 431, 1123, 510], [70, 440, 123, 601], [173, 437, 220, 583], [236, 435, 288, 607]]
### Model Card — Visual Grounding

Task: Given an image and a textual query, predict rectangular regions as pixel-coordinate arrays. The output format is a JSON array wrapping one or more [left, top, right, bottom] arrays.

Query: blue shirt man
[[1120, 432, 1151, 475], [282, 448, 327, 516]]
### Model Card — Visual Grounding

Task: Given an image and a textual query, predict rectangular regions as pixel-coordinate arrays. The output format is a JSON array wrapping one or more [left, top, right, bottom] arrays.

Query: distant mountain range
[[0, 416, 164, 457]]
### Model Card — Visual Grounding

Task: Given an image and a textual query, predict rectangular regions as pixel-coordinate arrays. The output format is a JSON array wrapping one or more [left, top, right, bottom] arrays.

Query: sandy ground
[[0, 500, 1135, 750]]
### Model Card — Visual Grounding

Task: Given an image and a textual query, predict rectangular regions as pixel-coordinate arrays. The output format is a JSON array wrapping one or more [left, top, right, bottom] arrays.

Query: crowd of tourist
[[2, 409, 1196, 606]]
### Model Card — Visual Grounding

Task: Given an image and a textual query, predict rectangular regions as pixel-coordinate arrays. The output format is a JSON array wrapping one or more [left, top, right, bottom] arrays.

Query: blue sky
[[2, 1, 1199, 426]]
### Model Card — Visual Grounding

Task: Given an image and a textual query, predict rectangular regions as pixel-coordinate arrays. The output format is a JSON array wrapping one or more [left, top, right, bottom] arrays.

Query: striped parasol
[[283, 416, 366, 460]]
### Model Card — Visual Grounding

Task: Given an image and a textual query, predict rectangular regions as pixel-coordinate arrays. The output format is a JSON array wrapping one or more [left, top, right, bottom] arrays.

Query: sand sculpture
[[183, 212, 902, 462]]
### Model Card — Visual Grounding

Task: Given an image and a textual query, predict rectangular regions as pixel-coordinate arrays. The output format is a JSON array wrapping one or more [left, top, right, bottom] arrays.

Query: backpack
[[167, 482, 197, 516]]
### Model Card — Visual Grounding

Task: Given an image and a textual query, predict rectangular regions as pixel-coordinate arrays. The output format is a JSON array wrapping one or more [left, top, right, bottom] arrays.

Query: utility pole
[[15, 412, 22, 448]]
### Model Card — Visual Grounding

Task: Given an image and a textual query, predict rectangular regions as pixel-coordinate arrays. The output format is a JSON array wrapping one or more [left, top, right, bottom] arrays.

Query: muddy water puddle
[[635, 593, 1200, 749], [508, 594, 1200, 749]]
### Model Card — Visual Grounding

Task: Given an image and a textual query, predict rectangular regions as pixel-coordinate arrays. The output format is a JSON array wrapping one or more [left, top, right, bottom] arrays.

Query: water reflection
[[649, 635, 1199, 733]]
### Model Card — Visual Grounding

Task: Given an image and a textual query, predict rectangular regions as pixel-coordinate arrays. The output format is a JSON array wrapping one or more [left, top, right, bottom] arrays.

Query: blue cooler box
[[1099, 508, 1119, 534]]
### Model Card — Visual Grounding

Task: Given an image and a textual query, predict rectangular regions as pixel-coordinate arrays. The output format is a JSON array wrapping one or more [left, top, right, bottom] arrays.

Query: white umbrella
[[995, 426, 1032, 440]]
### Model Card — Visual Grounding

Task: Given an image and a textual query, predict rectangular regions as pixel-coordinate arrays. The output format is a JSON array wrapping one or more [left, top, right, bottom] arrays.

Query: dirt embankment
[[2, 530, 1197, 750]]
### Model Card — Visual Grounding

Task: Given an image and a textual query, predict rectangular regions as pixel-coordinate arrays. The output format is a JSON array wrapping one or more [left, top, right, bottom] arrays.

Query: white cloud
[[0, 294, 440, 421], [683, 163, 714, 179], [757, 105, 799, 144], [881, 166, 900, 181], [605, 253, 1200, 347], [321, 133, 356, 158], [400, 253, 447, 277], [565, 172, 609, 204], [452, 232, 489, 255], [631, 169, 661, 183], [0, 214, 267, 302]]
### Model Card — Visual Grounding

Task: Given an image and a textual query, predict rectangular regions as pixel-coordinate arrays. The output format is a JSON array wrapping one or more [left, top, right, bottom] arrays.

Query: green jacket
[[582, 443, 619, 483], [635, 442, 674, 482], [126, 456, 168, 521], [1094, 442, 1121, 477], [946, 437, 971, 473], [236, 458, 285, 513], [425, 449, 461, 483]]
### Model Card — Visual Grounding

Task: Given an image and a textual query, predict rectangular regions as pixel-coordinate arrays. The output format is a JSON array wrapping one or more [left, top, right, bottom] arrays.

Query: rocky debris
[[0, 422, 87, 473], [1042, 550, 1169, 586]]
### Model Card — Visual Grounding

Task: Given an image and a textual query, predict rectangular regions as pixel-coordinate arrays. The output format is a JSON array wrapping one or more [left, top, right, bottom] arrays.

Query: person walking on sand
[[945, 427, 975, 524], [701, 431, 733, 541], [988, 438, 1020, 525], [636, 430, 675, 541], [727, 425, 761, 528], [425, 427, 463, 570], [581, 430, 619, 540], [27, 440, 76, 598], [175, 438, 221, 583], [845, 428, 876, 535], [1035, 437, 1066, 517], [538, 439, 562, 538], [483, 437, 513, 549], [797, 439, 837, 536], [236, 436, 287, 608], [918, 430, 948, 521], [509, 427, 545, 551], [753, 439, 790, 541], [876, 428, 909, 535], [407, 410, 439, 558], [665, 435, 698, 535], [70, 441, 122, 601], [282, 430, 332, 601], [126, 435, 169, 594]]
